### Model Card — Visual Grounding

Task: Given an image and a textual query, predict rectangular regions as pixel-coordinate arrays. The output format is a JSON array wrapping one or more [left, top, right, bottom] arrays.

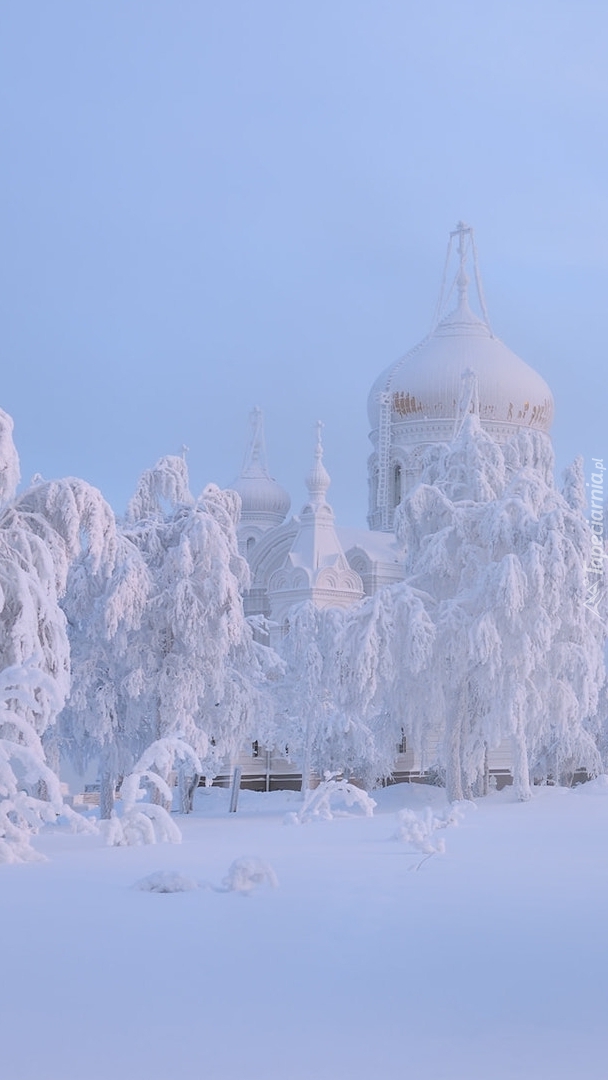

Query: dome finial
[[454, 220, 471, 306], [431, 221, 493, 334], [242, 405, 269, 477], [314, 419, 323, 460], [305, 420, 331, 510]]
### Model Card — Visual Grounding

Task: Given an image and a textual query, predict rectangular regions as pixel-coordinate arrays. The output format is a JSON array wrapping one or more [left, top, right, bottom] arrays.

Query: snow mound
[[221, 857, 278, 893], [134, 871, 199, 893], [0, 834, 47, 865], [573, 775, 608, 797], [288, 779, 377, 825]]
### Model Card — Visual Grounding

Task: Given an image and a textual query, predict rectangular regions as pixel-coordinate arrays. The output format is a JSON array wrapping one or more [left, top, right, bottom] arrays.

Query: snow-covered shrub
[[102, 738, 200, 846], [103, 803, 182, 847], [134, 858, 279, 895], [135, 870, 199, 893], [221, 856, 278, 893], [392, 804, 465, 869], [289, 778, 377, 824]]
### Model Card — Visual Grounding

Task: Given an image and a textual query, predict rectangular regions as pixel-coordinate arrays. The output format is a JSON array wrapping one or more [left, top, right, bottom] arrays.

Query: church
[[226, 223, 556, 788], [231, 223, 554, 631]]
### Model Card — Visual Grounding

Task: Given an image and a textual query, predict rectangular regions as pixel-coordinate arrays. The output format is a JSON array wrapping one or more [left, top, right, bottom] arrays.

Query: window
[[393, 464, 402, 507], [370, 467, 379, 510]]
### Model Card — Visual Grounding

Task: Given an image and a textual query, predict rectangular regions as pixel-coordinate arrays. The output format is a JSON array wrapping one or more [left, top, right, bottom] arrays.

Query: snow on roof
[[337, 526, 403, 565]]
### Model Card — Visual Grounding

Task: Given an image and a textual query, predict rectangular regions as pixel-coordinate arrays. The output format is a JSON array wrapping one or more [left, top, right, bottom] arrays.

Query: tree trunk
[[37, 728, 61, 802], [300, 713, 313, 797], [99, 767, 115, 820], [151, 704, 172, 810], [178, 767, 199, 814], [445, 685, 464, 803], [42, 728, 61, 777], [150, 763, 172, 810], [511, 722, 531, 801]]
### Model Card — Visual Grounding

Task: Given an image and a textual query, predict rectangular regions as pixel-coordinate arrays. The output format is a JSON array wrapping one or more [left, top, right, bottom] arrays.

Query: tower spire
[[305, 420, 331, 510]]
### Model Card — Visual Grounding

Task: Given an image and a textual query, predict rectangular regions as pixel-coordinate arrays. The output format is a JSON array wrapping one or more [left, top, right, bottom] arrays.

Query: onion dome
[[303, 420, 331, 511], [368, 223, 554, 443], [231, 407, 291, 527]]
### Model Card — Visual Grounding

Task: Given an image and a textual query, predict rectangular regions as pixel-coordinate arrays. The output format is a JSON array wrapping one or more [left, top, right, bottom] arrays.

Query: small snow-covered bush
[[289, 778, 376, 825], [393, 803, 468, 868], [102, 737, 200, 846], [221, 857, 278, 894], [135, 870, 199, 893], [393, 803, 466, 869], [102, 803, 182, 847]]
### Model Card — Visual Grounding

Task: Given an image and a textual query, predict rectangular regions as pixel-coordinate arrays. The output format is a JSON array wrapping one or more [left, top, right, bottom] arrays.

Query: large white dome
[[367, 224, 556, 531], [368, 292, 554, 441]]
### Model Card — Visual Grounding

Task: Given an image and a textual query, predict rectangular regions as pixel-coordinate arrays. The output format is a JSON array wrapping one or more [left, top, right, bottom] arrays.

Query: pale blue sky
[[1, 1, 607, 525]]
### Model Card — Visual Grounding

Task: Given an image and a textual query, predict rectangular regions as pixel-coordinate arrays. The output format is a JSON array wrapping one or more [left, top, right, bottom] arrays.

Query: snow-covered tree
[[276, 601, 380, 790], [122, 456, 279, 803], [59, 534, 151, 817], [0, 409, 122, 856], [0, 409, 20, 507], [7, 474, 122, 773], [394, 416, 606, 800], [337, 583, 436, 783]]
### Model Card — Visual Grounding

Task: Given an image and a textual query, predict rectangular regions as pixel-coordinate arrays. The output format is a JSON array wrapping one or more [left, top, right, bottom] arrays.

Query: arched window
[[246, 536, 256, 554]]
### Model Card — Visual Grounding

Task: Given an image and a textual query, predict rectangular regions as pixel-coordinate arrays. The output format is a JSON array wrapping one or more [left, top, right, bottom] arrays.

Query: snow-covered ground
[[3, 780, 608, 1080]]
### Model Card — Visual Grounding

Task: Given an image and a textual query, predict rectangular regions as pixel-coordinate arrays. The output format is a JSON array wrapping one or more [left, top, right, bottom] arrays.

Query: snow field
[[2, 781, 608, 1080]]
